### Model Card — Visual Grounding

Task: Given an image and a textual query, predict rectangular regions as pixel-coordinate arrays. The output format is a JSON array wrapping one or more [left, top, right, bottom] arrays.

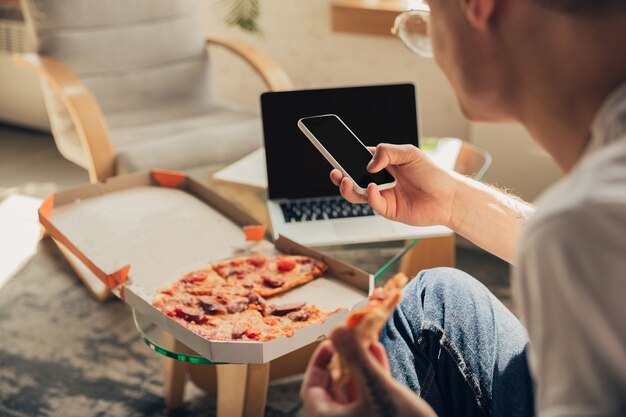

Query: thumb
[[367, 143, 420, 173]]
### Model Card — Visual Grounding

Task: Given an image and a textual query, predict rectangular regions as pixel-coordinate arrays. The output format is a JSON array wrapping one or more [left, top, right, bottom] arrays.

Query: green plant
[[222, 0, 261, 33]]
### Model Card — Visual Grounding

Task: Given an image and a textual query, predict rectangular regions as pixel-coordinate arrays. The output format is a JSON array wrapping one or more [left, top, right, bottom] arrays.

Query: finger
[[369, 341, 391, 373], [367, 143, 419, 173], [340, 178, 367, 204], [330, 169, 344, 187], [345, 378, 360, 403], [301, 341, 335, 395], [366, 183, 388, 216]]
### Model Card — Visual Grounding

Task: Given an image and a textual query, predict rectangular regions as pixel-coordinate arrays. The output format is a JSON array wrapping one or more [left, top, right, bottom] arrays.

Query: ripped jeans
[[381, 268, 535, 417]]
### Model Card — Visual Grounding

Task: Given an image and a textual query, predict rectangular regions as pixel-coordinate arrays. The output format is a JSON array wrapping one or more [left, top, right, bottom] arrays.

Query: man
[[301, 0, 626, 416]]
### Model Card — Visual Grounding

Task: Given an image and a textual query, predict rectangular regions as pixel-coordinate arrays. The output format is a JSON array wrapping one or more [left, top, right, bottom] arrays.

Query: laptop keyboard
[[279, 197, 375, 223]]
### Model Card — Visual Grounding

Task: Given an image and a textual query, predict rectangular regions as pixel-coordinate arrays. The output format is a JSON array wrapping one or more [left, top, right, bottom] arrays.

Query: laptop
[[260, 83, 451, 246]]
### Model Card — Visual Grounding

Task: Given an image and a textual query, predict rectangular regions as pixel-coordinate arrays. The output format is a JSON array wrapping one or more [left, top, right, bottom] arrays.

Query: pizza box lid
[[38, 170, 372, 364]]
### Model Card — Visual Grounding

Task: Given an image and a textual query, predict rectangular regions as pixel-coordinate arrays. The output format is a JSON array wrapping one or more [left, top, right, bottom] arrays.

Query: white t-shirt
[[513, 82, 626, 417]]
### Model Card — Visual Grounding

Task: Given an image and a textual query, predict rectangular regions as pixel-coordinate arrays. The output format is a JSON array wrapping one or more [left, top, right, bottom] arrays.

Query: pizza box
[[38, 170, 373, 364]]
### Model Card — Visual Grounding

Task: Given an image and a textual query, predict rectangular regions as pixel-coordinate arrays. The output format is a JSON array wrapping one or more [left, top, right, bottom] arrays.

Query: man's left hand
[[300, 326, 438, 417]]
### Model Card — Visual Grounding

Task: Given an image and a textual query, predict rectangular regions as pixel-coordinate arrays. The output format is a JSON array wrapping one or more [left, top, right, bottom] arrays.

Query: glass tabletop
[[132, 237, 421, 365]]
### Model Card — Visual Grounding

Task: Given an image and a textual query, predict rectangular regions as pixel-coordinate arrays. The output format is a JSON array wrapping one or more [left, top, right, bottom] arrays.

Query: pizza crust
[[328, 273, 409, 392]]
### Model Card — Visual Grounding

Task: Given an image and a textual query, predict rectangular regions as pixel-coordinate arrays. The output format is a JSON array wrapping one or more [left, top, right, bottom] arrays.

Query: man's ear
[[460, 0, 497, 29]]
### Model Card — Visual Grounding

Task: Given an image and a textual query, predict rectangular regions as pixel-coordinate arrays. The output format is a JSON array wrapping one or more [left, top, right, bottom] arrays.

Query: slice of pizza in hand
[[328, 272, 409, 393]]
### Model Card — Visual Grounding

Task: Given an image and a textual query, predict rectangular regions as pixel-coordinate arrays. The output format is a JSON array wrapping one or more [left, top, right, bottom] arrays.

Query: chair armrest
[[13, 53, 115, 183], [206, 35, 293, 92]]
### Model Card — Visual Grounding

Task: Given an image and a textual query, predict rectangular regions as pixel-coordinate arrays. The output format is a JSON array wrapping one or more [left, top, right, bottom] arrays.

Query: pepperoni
[[248, 254, 267, 267], [232, 324, 248, 339], [270, 302, 306, 316], [277, 258, 297, 272], [197, 297, 226, 315], [287, 310, 310, 322], [227, 300, 249, 313], [235, 272, 246, 280], [248, 291, 266, 306], [215, 294, 229, 305], [175, 306, 206, 323], [262, 276, 284, 288]]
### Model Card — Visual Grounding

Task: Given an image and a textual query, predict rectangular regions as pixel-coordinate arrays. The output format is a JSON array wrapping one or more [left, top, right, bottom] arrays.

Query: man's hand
[[300, 326, 437, 417], [331, 142, 534, 263], [331, 144, 458, 228]]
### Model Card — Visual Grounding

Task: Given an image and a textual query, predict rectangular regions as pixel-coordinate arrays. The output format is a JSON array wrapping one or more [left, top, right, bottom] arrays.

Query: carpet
[[0, 238, 510, 417]]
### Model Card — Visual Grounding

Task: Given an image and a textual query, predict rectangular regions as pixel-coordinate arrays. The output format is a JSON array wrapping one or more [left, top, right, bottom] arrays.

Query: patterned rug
[[0, 238, 510, 417]]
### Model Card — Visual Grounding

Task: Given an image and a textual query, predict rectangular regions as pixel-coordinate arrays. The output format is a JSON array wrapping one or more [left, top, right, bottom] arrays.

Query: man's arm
[[332, 144, 534, 264], [449, 174, 535, 264]]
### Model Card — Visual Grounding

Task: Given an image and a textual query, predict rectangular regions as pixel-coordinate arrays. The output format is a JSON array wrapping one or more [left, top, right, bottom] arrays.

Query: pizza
[[213, 254, 327, 297], [152, 253, 335, 342], [328, 272, 409, 392]]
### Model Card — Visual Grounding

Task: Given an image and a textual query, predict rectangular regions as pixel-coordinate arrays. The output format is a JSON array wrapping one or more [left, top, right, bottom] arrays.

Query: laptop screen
[[261, 84, 419, 200]]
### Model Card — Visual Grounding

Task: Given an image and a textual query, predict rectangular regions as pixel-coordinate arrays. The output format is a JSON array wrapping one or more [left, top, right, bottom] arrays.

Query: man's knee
[[411, 267, 487, 301]]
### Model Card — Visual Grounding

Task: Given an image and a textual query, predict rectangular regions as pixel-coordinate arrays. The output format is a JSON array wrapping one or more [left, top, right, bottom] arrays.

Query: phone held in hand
[[297, 114, 397, 195]]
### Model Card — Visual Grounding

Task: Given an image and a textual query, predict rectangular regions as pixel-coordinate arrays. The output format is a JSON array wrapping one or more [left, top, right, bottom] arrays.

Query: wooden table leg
[[163, 334, 190, 409], [399, 235, 456, 279], [216, 363, 270, 417], [243, 363, 270, 417]]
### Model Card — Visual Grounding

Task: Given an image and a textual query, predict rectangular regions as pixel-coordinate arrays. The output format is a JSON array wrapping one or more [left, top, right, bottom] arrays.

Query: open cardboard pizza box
[[38, 170, 373, 364]]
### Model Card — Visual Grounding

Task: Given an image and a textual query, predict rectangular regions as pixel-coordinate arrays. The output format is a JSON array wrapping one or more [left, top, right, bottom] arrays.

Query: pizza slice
[[213, 253, 269, 279], [255, 255, 327, 297], [156, 266, 225, 297], [214, 254, 327, 297], [328, 272, 409, 392]]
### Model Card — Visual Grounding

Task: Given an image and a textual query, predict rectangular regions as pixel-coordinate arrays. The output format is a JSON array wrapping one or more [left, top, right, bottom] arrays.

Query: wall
[[470, 123, 562, 202], [201, 0, 468, 140], [201, 0, 561, 201]]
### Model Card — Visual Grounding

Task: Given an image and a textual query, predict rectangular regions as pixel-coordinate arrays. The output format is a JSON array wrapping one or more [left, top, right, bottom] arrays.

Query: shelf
[[331, 0, 410, 37]]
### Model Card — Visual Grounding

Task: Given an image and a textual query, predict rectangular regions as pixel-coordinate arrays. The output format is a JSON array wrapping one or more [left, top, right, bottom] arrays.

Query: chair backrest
[[21, 0, 212, 167], [455, 141, 492, 180]]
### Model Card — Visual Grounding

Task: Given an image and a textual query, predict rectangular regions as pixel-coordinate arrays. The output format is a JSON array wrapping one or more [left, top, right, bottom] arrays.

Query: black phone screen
[[300, 115, 395, 189]]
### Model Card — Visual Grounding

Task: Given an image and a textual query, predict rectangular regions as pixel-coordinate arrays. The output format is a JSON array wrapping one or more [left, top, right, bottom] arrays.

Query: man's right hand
[[331, 143, 459, 228]]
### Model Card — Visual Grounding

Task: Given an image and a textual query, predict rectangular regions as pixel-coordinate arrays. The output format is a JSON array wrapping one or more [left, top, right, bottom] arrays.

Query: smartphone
[[298, 114, 396, 195]]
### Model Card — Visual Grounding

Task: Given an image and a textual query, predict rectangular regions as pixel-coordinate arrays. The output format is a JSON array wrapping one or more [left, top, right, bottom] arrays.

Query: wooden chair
[[14, 0, 292, 301]]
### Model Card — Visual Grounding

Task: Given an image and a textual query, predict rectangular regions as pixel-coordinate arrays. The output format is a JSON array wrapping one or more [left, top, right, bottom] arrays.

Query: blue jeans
[[381, 268, 534, 417]]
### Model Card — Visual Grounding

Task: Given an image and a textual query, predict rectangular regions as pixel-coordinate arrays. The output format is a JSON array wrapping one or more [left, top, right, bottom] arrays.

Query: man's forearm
[[448, 174, 535, 264]]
